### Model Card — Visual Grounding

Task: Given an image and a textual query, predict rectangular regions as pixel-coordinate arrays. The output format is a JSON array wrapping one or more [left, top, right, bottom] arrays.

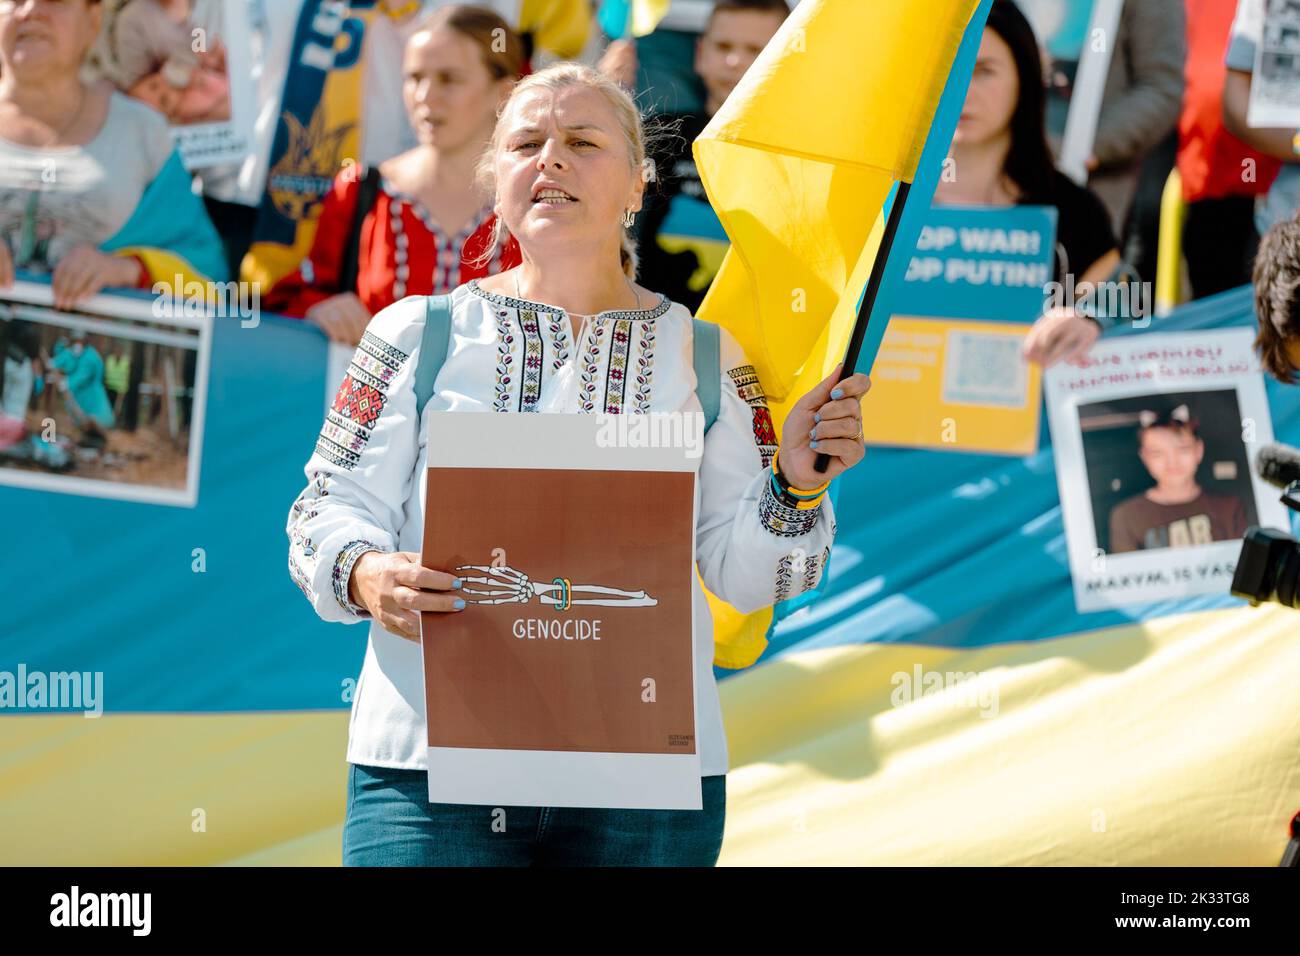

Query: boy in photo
[[1107, 405, 1248, 553]]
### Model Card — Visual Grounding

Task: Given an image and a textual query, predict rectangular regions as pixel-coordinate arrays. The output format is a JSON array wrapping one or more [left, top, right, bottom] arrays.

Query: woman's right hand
[[307, 293, 372, 346], [350, 551, 465, 643]]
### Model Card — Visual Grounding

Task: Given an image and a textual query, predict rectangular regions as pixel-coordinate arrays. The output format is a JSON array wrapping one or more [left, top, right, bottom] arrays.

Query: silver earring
[[621, 208, 635, 227]]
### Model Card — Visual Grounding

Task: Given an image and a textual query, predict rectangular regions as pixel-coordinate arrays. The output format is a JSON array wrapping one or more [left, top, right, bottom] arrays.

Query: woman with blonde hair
[[287, 61, 870, 867]]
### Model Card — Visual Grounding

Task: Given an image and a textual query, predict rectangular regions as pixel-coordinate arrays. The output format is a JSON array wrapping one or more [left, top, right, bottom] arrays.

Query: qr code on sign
[[941, 329, 1027, 408]]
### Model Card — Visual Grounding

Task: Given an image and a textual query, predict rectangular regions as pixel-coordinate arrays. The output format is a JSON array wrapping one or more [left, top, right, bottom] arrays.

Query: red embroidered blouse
[[264, 168, 521, 318]]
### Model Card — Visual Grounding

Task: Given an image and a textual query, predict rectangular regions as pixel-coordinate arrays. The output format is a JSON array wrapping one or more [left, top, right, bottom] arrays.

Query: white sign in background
[[1046, 328, 1289, 613], [1247, 0, 1300, 130]]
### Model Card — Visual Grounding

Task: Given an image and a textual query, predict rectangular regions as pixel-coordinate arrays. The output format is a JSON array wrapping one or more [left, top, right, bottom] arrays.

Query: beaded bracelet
[[770, 453, 829, 510]]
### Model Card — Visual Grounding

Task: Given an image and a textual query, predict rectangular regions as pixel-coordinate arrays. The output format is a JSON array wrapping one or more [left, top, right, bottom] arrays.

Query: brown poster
[[421, 467, 697, 757]]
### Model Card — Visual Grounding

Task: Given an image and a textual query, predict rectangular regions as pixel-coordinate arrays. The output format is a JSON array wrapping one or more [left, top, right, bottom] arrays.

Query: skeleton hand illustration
[[455, 564, 658, 608]]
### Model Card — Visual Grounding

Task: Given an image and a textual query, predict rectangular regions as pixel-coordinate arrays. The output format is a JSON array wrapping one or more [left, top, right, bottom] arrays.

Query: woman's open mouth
[[532, 188, 578, 205]]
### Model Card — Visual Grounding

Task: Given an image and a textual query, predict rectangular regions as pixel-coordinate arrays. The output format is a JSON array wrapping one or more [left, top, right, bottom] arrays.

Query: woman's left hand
[[51, 245, 144, 310], [777, 363, 871, 488]]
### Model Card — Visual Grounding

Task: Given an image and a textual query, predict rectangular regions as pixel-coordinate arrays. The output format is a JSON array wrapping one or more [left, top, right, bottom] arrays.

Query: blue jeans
[[342, 762, 726, 867]]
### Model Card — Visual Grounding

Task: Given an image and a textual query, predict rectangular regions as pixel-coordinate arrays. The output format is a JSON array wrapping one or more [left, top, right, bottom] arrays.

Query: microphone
[[1255, 442, 1300, 489]]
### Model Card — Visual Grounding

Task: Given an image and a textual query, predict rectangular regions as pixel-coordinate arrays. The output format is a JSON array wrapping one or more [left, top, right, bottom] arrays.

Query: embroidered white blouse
[[287, 279, 838, 777]]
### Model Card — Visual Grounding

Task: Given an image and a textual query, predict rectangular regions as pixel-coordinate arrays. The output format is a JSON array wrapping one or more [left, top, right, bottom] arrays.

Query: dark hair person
[[286, 62, 871, 867], [934, 0, 1122, 369], [264, 5, 527, 346], [1252, 208, 1300, 383]]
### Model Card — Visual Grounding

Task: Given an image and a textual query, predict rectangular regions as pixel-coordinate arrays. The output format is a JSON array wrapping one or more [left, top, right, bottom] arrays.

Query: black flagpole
[[813, 179, 913, 475]]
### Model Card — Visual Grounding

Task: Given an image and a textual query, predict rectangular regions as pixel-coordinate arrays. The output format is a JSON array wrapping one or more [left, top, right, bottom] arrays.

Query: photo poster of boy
[[87, 0, 256, 169], [1103, 402, 1251, 554], [1045, 328, 1289, 613]]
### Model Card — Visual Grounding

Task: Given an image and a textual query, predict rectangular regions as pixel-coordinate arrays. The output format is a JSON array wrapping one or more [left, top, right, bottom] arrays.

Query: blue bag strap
[[692, 317, 721, 433], [415, 294, 452, 414]]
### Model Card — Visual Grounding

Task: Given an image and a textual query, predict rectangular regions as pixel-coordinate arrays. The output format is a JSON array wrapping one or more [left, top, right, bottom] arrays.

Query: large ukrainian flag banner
[[4, 289, 1295, 866]]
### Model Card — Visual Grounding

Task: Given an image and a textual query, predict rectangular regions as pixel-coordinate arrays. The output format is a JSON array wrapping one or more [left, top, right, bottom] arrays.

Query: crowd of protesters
[[2, 0, 1300, 442]]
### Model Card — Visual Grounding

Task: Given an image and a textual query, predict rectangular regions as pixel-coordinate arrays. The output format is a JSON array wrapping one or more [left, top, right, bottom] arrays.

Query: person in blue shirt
[[49, 332, 115, 443]]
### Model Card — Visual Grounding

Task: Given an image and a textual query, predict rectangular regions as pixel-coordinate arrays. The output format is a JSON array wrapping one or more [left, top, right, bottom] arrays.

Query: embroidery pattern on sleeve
[[807, 545, 830, 592], [728, 363, 778, 468], [333, 539, 382, 616], [758, 479, 821, 537], [288, 471, 332, 598], [774, 552, 796, 602], [315, 332, 410, 471], [773, 544, 831, 602]]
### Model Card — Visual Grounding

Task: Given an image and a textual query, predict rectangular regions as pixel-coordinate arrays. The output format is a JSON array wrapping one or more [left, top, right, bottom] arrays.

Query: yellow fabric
[[693, 0, 980, 669], [716, 605, 1300, 865], [520, 0, 593, 58], [4, 609, 1295, 865], [0, 712, 349, 866], [694, 0, 980, 402], [632, 0, 671, 37], [706, 591, 773, 671], [112, 247, 215, 297]]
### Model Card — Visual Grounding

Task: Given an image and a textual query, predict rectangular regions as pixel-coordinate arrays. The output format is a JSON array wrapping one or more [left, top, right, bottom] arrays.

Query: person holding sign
[[286, 61, 870, 867], [934, 0, 1122, 369]]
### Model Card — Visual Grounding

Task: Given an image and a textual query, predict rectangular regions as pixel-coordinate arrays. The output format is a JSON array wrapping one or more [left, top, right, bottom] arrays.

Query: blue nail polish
[[831, 387, 845, 400], [810, 439, 819, 449], [453, 598, 466, 610], [809, 427, 817, 439], [452, 577, 462, 589], [814, 412, 821, 423]]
